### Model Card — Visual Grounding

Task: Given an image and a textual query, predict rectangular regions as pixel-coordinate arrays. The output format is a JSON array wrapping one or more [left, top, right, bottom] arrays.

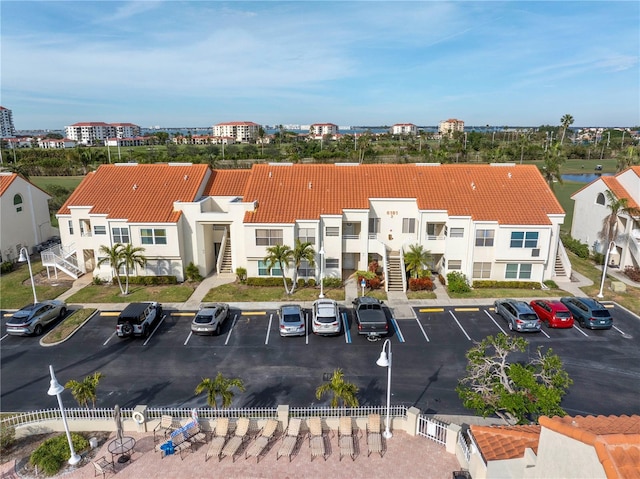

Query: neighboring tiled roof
[[540, 415, 640, 479], [204, 169, 251, 196], [470, 425, 540, 461], [68, 122, 111, 127], [241, 164, 564, 225], [0, 173, 18, 196], [214, 121, 260, 126], [58, 164, 210, 223], [602, 176, 639, 209]]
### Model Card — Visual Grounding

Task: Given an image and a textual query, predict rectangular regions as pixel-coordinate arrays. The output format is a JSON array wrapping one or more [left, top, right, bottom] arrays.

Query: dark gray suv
[[494, 299, 541, 333], [560, 297, 612, 330]]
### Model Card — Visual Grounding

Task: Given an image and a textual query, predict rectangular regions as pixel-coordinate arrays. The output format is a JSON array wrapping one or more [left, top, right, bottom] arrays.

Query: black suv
[[116, 302, 162, 338]]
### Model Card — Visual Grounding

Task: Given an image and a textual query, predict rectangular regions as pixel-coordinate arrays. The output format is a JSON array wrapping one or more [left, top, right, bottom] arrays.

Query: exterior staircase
[[555, 253, 567, 277], [40, 244, 83, 279], [220, 236, 233, 274], [386, 253, 405, 292]]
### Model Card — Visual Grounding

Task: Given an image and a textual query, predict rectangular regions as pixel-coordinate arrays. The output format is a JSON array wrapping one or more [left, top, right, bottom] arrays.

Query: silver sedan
[[278, 304, 306, 337], [6, 300, 67, 336]]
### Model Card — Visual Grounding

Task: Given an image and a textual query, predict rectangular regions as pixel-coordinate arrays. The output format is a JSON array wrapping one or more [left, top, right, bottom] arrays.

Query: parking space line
[[573, 325, 589, 337], [103, 332, 115, 346], [483, 310, 507, 335], [225, 314, 238, 345], [390, 318, 405, 343], [454, 307, 479, 312], [102, 312, 119, 317], [540, 329, 550, 339], [604, 304, 615, 309], [0, 334, 8, 341], [184, 331, 193, 346], [265, 314, 273, 345], [414, 318, 429, 342], [612, 325, 628, 336], [143, 314, 166, 346], [343, 313, 352, 344], [419, 308, 444, 313], [305, 312, 309, 345], [449, 311, 471, 340], [244, 311, 267, 316], [172, 312, 194, 316]]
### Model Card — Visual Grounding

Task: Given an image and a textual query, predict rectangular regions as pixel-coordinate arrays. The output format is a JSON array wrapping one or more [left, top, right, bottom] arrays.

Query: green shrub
[[0, 422, 15, 454], [235, 267, 247, 283], [112, 275, 177, 286], [307, 278, 316, 287], [447, 271, 471, 293], [30, 433, 89, 476], [561, 235, 590, 259], [409, 277, 434, 291], [185, 262, 203, 282], [592, 252, 605, 265], [1, 261, 14, 275], [322, 277, 343, 288], [92, 276, 105, 285], [544, 279, 558, 289], [297, 278, 306, 288], [473, 280, 542, 289], [246, 277, 293, 287]]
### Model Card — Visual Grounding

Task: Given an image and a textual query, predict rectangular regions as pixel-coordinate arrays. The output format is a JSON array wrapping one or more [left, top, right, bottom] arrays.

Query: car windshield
[[556, 312, 571, 318], [592, 310, 610, 318], [194, 314, 213, 324], [283, 313, 301, 323], [521, 314, 538, 321], [317, 306, 337, 323]]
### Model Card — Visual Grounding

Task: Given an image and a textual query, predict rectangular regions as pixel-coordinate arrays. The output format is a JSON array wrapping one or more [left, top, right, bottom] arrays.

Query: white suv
[[116, 302, 163, 338], [312, 299, 342, 336]]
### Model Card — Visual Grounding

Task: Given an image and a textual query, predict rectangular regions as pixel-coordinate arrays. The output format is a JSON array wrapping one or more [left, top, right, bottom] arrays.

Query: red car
[[530, 300, 574, 328]]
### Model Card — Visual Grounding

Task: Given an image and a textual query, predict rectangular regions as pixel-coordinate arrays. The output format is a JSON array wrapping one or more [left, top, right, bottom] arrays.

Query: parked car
[[312, 299, 342, 335], [278, 304, 306, 337], [494, 299, 541, 333], [6, 300, 67, 336], [191, 302, 229, 335], [560, 297, 613, 330], [116, 302, 162, 338], [352, 296, 388, 339], [530, 300, 574, 328]]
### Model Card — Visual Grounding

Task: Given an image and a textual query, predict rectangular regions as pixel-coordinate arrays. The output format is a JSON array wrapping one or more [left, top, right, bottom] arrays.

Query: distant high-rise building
[[213, 121, 261, 143], [0, 106, 16, 138], [65, 121, 141, 145], [390, 123, 418, 135], [438, 118, 464, 137], [309, 123, 339, 140]]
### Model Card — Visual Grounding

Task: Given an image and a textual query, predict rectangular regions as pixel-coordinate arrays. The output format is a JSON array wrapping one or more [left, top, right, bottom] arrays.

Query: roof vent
[[133, 184, 138, 190], [508, 172, 512, 179], [269, 171, 272, 178], [184, 175, 189, 180], [308, 181, 312, 190], [471, 182, 476, 190]]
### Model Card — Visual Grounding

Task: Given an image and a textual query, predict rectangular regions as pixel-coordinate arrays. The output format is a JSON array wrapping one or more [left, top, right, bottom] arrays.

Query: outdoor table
[[108, 436, 136, 463]]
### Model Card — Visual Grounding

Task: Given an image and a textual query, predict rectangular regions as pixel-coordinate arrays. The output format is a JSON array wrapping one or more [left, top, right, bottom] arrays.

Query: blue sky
[[2, 1, 639, 130]]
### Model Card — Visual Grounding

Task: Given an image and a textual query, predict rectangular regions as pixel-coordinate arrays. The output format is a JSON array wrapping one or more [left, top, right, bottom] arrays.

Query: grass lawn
[[65, 284, 195, 303], [41, 308, 96, 344], [448, 286, 567, 300], [29, 176, 85, 192], [202, 283, 345, 302], [552, 180, 584, 234], [0, 261, 71, 309], [406, 290, 437, 300]]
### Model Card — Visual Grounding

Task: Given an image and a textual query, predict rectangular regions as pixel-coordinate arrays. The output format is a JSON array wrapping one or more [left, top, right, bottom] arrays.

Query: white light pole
[[47, 365, 81, 465], [597, 241, 616, 298], [318, 247, 325, 299], [376, 338, 393, 439], [18, 247, 37, 304]]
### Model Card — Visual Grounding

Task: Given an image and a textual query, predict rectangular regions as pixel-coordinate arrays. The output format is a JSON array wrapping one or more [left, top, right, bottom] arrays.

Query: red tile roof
[[540, 415, 640, 479], [602, 176, 639, 209], [58, 164, 210, 223], [470, 424, 541, 461], [203, 169, 251, 196], [0, 173, 18, 196], [214, 121, 260, 126], [239, 164, 564, 225]]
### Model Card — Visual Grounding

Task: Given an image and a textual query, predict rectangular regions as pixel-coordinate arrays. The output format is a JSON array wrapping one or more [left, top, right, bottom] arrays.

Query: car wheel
[[34, 324, 43, 336], [215, 324, 221, 336], [143, 325, 149, 338], [122, 322, 133, 336], [58, 307, 67, 319]]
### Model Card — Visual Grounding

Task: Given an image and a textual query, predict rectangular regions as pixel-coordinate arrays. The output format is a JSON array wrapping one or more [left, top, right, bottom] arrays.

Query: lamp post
[[597, 241, 616, 299], [318, 247, 325, 299], [47, 365, 81, 465], [376, 338, 393, 439], [18, 247, 37, 304]]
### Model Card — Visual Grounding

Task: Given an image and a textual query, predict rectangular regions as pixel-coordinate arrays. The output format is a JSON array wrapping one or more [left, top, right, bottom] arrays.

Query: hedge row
[[111, 275, 178, 285], [473, 280, 542, 289]]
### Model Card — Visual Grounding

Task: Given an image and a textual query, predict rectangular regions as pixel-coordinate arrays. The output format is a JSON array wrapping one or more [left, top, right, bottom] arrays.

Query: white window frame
[[94, 225, 106, 235], [256, 229, 283, 246], [450, 227, 464, 238], [505, 263, 532, 279], [112, 227, 130, 244], [472, 262, 492, 279], [141, 228, 167, 245], [448, 260, 462, 270], [475, 229, 494, 247], [325, 258, 339, 269], [326, 226, 339, 237], [402, 218, 416, 234]]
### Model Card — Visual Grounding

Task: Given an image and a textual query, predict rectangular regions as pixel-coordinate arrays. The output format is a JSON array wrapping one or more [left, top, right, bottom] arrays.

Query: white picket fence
[[416, 415, 448, 445]]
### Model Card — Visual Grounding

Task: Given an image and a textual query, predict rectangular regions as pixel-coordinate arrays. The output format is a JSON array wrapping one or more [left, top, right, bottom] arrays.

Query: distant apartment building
[[38, 137, 76, 149], [65, 122, 142, 146], [213, 121, 261, 143], [390, 123, 418, 135], [0, 106, 16, 138], [310, 123, 339, 140], [439, 118, 465, 137]]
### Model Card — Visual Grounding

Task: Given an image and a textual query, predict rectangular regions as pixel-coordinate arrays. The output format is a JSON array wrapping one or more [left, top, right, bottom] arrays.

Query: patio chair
[[338, 416, 357, 461], [276, 418, 302, 462], [245, 419, 279, 463], [93, 455, 115, 478], [205, 417, 230, 462], [366, 414, 383, 457], [153, 415, 179, 444], [308, 417, 328, 462], [220, 417, 251, 462]]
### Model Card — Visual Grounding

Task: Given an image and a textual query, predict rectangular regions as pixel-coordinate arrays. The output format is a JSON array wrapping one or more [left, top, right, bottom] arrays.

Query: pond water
[[561, 173, 614, 183]]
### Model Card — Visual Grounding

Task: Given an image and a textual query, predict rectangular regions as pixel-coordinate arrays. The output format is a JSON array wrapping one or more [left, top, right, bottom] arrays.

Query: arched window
[[13, 194, 23, 212], [596, 192, 605, 205]]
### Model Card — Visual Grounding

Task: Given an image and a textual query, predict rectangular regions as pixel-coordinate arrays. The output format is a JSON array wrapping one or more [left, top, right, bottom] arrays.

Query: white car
[[312, 299, 342, 336], [191, 303, 230, 335]]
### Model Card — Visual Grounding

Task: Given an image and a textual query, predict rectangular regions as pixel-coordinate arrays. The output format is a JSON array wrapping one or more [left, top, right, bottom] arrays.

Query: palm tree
[[264, 244, 294, 294], [403, 244, 432, 279], [290, 240, 316, 292], [65, 372, 103, 409], [315, 368, 359, 408], [601, 189, 640, 246], [195, 372, 246, 409], [119, 244, 147, 295], [97, 244, 126, 294], [560, 114, 574, 146], [540, 144, 565, 190], [257, 126, 266, 156]]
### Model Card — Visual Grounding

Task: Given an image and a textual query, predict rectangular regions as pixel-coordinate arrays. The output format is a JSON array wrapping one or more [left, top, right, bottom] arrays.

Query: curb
[[39, 308, 100, 347]]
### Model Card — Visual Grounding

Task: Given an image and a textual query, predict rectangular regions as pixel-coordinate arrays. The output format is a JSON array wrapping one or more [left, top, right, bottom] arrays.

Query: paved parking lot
[[1, 303, 639, 416]]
